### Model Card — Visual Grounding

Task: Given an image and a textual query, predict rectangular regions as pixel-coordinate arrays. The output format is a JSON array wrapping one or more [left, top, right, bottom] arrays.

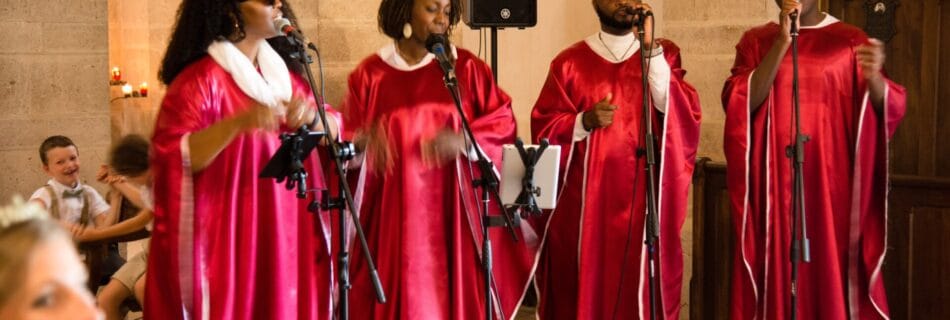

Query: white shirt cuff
[[573, 112, 591, 141], [648, 55, 671, 113]]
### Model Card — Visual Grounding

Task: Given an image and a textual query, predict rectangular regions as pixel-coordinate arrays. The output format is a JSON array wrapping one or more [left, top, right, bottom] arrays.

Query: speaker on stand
[[461, 0, 537, 82]]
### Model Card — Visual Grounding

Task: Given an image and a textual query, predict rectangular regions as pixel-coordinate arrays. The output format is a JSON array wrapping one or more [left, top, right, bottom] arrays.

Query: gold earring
[[402, 23, 412, 39]]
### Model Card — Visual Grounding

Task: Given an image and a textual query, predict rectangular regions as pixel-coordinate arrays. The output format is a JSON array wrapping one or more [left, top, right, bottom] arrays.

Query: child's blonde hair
[[0, 196, 68, 307]]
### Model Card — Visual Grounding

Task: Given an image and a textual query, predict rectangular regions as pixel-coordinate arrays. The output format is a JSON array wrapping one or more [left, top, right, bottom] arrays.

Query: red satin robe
[[531, 40, 702, 320], [342, 48, 538, 319], [146, 56, 336, 320], [723, 21, 906, 320]]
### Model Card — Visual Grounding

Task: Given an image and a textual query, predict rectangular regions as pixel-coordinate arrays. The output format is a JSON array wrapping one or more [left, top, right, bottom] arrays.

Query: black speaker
[[462, 0, 537, 28]]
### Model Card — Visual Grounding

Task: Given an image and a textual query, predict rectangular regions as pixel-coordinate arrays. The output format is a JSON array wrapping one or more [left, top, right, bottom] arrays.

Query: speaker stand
[[490, 26, 498, 83]]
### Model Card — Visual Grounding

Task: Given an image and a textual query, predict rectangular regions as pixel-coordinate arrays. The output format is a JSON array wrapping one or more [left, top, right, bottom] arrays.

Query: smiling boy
[[29, 135, 111, 228]]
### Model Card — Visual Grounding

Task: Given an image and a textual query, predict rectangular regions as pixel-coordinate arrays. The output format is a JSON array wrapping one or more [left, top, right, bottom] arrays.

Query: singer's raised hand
[[857, 38, 888, 110], [633, 2, 655, 49], [283, 94, 317, 130], [583, 93, 617, 130], [238, 102, 282, 132], [421, 130, 466, 168], [856, 39, 886, 81]]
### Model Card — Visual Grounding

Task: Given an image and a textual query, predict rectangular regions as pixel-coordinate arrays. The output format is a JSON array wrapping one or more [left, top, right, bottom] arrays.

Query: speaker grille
[[463, 0, 537, 28]]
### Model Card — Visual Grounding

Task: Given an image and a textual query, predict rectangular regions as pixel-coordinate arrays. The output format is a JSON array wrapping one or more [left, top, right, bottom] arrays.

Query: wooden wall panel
[[907, 207, 950, 318], [936, 2, 950, 177], [829, 0, 947, 177], [690, 162, 950, 319]]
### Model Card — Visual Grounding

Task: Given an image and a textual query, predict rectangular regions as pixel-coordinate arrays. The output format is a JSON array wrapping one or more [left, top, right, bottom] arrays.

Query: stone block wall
[[665, 0, 780, 162], [0, 0, 110, 201]]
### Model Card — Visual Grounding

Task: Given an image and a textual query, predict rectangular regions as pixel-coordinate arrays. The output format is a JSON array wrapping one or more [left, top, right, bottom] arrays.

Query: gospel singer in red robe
[[146, 0, 339, 319], [341, 0, 541, 319], [722, 0, 906, 319], [530, 1, 702, 319]]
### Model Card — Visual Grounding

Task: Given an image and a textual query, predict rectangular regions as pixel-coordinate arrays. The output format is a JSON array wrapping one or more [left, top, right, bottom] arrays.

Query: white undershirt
[[573, 31, 672, 141], [777, 12, 840, 30], [377, 43, 459, 71]]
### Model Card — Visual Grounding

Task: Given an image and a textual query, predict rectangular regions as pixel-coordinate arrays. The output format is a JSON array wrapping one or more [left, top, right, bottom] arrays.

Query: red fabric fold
[[341, 48, 538, 320]]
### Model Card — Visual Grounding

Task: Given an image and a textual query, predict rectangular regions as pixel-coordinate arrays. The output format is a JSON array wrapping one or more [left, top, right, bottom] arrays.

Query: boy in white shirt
[[29, 135, 112, 228]]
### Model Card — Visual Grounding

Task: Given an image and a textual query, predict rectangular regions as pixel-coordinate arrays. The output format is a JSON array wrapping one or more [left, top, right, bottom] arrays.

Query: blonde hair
[[0, 196, 68, 307]]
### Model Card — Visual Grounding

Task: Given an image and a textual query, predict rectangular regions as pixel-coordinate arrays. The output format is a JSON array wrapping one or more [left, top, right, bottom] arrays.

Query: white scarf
[[207, 39, 292, 111]]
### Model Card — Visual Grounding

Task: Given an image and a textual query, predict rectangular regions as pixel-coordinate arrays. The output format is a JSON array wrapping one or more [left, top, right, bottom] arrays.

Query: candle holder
[[121, 84, 133, 97]]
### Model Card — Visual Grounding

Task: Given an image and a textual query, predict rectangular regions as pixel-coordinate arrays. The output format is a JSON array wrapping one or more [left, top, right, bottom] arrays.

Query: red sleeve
[[461, 55, 517, 164], [530, 60, 579, 167], [146, 68, 214, 320]]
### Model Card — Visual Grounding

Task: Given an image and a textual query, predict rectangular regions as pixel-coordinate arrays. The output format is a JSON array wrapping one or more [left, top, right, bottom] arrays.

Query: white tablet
[[500, 144, 560, 209]]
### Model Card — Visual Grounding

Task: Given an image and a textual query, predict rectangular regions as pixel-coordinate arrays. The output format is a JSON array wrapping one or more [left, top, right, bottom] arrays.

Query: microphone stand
[[634, 13, 662, 320], [785, 11, 810, 320], [438, 59, 519, 320], [286, 35, 387, 320]]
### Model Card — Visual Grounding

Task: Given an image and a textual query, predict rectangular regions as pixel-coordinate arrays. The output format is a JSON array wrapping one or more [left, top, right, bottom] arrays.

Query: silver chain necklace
[[598, 32, 636, 62]]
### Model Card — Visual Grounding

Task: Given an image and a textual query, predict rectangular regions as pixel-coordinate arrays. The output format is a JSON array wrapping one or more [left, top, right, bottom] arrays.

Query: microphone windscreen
[[274, 18, 293, 34], [425, 34, 449, 54]]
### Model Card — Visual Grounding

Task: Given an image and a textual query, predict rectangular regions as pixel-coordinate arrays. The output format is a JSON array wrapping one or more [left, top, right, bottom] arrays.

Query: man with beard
[[530, 0, 701, 319]]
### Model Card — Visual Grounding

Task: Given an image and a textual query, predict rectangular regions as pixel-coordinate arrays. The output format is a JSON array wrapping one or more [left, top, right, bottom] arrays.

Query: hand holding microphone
[[625, 3, 655, 49], [624, 5, 653, 26], [779, 0, 803, 43]]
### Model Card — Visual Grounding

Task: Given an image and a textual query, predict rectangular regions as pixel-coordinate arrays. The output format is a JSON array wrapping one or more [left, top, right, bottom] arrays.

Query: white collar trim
[[770, 13, 840, 30], [377, 43, 459, 71], [584, 31, 640, 63], [801, 13, 839, 29], [207, 40, 292, 111]]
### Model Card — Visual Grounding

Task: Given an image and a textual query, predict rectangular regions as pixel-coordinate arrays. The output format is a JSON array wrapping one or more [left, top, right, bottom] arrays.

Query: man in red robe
[[340, 1, 539, 319], [530, 1, 701, 319], [722, 0, 906, 319]]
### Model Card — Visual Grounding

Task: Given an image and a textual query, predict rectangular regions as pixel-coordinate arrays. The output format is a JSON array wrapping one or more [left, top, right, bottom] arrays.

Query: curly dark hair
[[109, 135, 150, 177], [378, 0, 462, 41], [38, 135, 76, 166], [159, 0, 306, 85]]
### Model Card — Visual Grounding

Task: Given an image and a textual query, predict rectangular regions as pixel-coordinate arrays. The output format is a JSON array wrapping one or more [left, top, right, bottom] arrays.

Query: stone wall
[[0, 0, 110, 201], [665, 0, 780, 162]]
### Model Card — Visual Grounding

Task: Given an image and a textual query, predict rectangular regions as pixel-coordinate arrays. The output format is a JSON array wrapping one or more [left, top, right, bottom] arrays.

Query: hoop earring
[[402, 23, 412, 39]]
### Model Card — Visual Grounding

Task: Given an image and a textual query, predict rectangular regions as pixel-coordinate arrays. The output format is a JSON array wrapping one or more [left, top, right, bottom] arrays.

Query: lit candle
[[111, 67, 121, 81], [139, 82, 148, 97], [121, 84, 133, 97]]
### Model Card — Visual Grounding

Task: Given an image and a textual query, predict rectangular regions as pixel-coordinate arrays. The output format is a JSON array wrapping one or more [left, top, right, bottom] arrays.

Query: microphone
[[425, 34, 456, 82], [625, 7, 653, 25], [274, 18, 310, 45], [789, 9, 799, 36]]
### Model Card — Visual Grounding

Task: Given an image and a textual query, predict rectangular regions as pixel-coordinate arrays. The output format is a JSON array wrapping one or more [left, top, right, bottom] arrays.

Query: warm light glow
[[111, 67, 121, 81], [139, 82, 148, 97], [121, 84, 133, 97]]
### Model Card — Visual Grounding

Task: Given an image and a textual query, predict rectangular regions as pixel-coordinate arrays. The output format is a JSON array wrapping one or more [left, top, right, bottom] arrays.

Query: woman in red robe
[[341, 0, 538, 319], [723, 0, 906, 319], [530, 1, 702, 319], [146, 0, 338, 319]]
